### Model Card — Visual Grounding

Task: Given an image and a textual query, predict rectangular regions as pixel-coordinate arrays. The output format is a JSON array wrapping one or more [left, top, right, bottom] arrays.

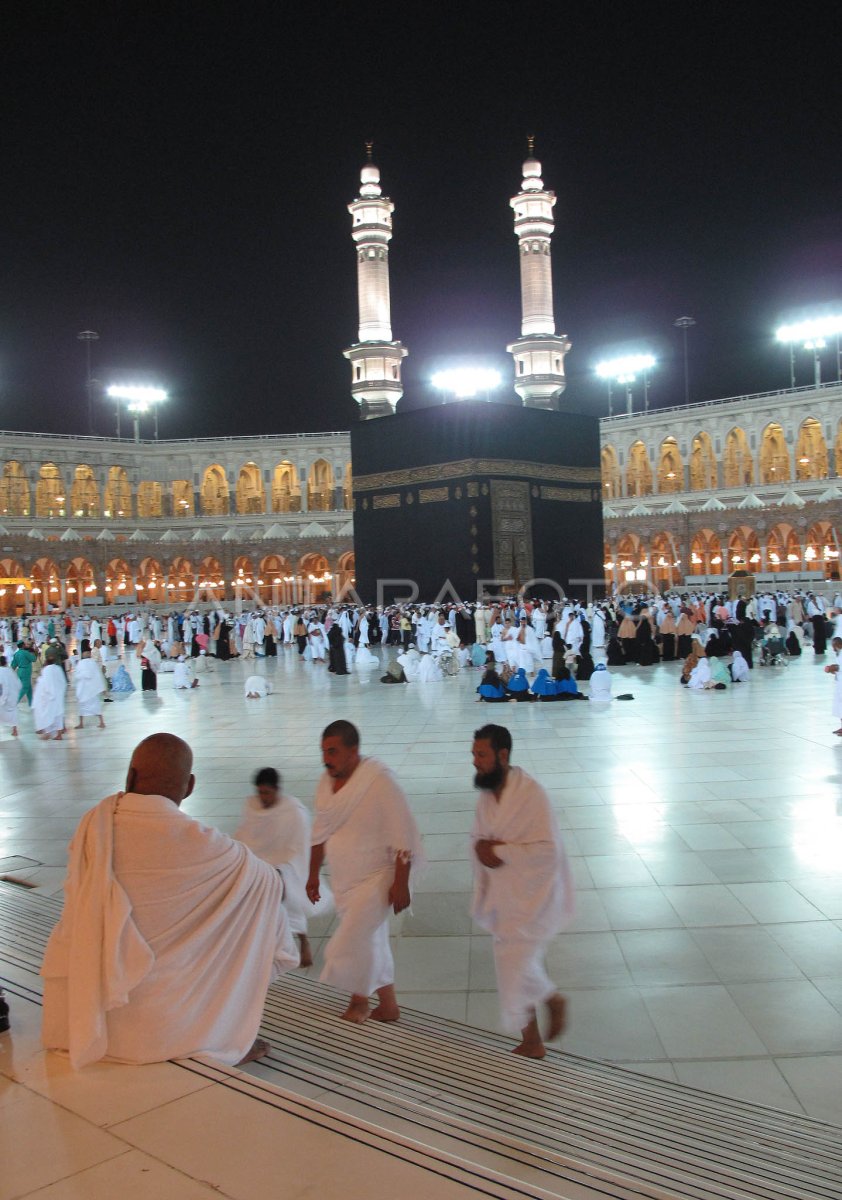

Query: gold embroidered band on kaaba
[[352, 457, 600, 493]]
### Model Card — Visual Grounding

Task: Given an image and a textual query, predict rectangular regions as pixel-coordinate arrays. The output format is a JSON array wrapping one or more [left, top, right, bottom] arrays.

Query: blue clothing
[[477, 682, 507, 701], [110, 665, 136, 694], [530, 669, 558, 696], [507, 668, 530, 693]]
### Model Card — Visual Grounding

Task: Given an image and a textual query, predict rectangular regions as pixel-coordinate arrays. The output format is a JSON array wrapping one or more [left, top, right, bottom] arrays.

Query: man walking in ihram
[[471, 723, 575, 1058]]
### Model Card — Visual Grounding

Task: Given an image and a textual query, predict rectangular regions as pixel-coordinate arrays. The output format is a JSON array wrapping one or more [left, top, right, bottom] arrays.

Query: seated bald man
[[42, 733, 298, 1068]]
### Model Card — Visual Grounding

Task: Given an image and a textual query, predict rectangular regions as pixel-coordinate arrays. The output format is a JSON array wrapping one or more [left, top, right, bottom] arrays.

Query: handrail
[[599, 379, 842, 424], [0, 430, 350, 445]]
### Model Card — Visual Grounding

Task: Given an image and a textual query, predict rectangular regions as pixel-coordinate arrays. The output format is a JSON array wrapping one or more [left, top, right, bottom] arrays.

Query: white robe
[[832, 649, 842, 719], [74, 657, 106, 715], [0, 663, 19, 726], [417, 654, 444, 682], [42, 792, 297, 1067], [33, 662, 67, 734], [235, 794, 326, 935], [471, 767, 574, 1034], [731, 651, 750, 682], [312, 758, 424, 997], [588, 668, 613, 701], [244, 675, 272, 697], [687, 659, 712, 690]]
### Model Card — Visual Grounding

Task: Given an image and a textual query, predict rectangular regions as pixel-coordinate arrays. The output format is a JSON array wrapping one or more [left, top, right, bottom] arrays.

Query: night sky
[[2, 4, 840, 439]]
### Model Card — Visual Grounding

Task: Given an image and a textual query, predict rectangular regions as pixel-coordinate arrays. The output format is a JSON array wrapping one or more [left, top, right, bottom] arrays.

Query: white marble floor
[[1, 643, 841, 1195]]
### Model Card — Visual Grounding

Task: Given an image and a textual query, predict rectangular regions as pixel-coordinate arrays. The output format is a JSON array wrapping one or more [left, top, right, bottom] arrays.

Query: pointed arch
[[172, 480, 194, 517], [656, 438, 683, 493], [70, 465, 99, 517], [650, 530, 681, 587], [271, 461, 301, 513], [236, 462, 266, 514], [105, 557, 132, 599], [794, 417, 828, 480], [167, 556, 194, 603], [727, 525, 760, 570], [104, 467, 132, 517], [805, 520, 840, 578], [723, 428, 754, 487], [759, 423, 790, 484], [307, 459, 334, 511], [65, 556, 96, 601], [137, 556, 164, 603], [601, 446, 621, 499], [689, 432, 717, 491], [137, 480, 163, 518], [0, 461, 29, 516], [31, 557, 62, 605], [299, 552, 331, 603], [200, 465, 229, 515], [344, 462, 353, 510], [690, 528, 721, 575], [766, 523, 801, 572], [0, 557, 25, 614], [36, 463, 66, 517], [625, 442, 652, 497]]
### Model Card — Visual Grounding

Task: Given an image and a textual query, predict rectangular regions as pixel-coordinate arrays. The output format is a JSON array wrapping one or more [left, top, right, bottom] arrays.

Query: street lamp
[[431, 367, 502, 403], [106, 385, 168, 442], [673, 316, 696, 405], [775, 314, 842, 387], [596, 354, 656, 415], [77, 331, 99, 434]]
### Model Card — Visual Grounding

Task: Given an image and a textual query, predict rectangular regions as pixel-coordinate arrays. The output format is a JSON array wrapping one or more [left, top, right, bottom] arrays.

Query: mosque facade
[[600, 381, 842, 592], [0, 150, 838, 611]]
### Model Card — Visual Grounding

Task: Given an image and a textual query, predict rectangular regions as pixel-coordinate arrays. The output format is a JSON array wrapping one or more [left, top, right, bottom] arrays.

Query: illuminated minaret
[[506, 139, 570, 409], [343, 145, 407, 419]]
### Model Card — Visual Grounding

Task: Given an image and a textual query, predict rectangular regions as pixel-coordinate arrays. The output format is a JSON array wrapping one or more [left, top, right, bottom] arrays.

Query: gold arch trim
[[353, 457, 600, 492]]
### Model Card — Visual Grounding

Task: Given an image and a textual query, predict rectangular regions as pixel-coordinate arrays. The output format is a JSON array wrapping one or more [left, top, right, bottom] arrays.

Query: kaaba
[[351, 402, 603, 604]]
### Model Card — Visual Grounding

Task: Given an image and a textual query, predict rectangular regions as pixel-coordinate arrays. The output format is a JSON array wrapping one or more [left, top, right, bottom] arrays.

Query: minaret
[[506, 139, 570, 409], [343, 145, 407, 419]]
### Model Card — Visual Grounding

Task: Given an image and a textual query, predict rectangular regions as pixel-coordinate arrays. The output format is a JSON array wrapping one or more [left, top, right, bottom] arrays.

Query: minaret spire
[[342, 148, 407, 419], [506, 140, 570, 409]]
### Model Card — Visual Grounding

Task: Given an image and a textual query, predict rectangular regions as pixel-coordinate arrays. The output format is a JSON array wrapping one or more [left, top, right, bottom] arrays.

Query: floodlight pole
[[673, 316, 695, 405], [77, 330, 99, 435], [607, 380, 613, 418], [788, 344, 796, 390]]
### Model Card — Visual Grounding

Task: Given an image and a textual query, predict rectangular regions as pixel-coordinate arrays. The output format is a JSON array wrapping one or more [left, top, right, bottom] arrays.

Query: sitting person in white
[[41, 733, 297, 1067], [588, 662, 613, 701]]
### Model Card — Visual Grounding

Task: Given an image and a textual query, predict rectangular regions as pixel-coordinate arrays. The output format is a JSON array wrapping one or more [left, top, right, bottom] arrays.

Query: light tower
[[506, 138, 570, 409], [343, 144, 407, 419]]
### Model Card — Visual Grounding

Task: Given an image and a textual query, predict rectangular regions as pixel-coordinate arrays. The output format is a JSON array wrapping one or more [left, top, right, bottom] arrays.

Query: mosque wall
[[599, 381, 842, 591], [0, 431, 354, 612]]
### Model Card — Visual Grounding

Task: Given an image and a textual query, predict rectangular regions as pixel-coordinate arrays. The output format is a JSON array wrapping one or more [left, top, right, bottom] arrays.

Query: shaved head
[[126, 733, 195, 806]]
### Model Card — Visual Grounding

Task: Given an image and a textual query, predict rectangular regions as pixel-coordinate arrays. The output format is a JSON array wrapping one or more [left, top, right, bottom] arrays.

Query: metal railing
[[600, 379, 842, 425]]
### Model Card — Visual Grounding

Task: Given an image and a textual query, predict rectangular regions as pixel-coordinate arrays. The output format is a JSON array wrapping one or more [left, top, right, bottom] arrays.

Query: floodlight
[[595, 354, 656, 380], [431, 367, 502, 399], [107, 384, 169, 441], [595, 353, 656, 414], [775, 314, 842, 387]]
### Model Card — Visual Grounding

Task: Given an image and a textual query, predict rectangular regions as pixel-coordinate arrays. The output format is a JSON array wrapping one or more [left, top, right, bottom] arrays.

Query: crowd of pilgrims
[[2, 587, 839, 711]]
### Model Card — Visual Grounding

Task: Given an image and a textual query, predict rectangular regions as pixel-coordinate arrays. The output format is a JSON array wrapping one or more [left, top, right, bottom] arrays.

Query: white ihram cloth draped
[[235, 793, 331, 934], [312, 757, 424, 997], [0, 663, 19, 726], [42, 792, 297, 1068], [832, 649, 842, 719], [74, 657, 106, 715], [33, 662, 67, 734], [471, 767, 575, 1034]]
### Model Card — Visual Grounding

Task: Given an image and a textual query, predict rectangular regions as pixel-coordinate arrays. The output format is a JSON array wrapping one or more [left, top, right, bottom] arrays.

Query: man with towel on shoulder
[[306, 720, 424, 1025], [42, 733, 297, 1068]]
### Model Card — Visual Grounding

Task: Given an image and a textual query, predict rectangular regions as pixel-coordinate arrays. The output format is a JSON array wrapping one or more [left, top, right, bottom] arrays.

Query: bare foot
[[512, 1040, 546, 1058], [341, 997, 370, 1023], [370, 1003, 400, 1022], [98, 719, 106, 729], [75, 721, 84, 729], [236, 1037, 270, 1064], [297, 934, 313, 968], [11, 728, 17, 737], [545, 993, 567, 1041]]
